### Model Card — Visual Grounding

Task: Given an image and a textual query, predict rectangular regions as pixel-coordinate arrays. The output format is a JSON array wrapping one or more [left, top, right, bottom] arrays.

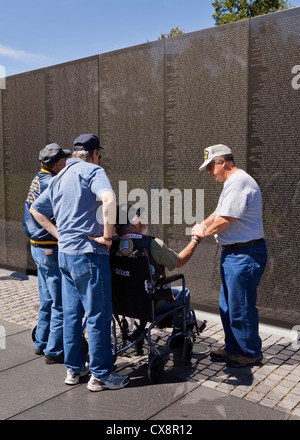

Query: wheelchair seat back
[[110, 236, 156, 322]]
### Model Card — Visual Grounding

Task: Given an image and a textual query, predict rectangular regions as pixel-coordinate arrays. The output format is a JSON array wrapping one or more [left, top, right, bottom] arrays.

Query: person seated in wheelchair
[[112, 203, 202, 348]]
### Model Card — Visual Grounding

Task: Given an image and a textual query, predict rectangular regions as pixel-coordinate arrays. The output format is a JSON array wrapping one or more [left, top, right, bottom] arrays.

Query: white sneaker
[[65, 364, 90, 385], [87, 372, 130, 392]]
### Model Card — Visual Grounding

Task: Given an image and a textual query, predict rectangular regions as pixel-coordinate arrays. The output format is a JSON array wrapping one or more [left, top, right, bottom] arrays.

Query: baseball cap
[[73, 133, 105, 151], [199, 144, 232, 171], [39, 143, 71, 164]]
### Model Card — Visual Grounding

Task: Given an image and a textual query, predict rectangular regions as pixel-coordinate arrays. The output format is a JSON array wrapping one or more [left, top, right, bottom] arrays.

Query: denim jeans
[[58, 252, 114, 377], [155, 287, 190, 328], [31, 245, 63, 356], [219, 240, 268, 358]]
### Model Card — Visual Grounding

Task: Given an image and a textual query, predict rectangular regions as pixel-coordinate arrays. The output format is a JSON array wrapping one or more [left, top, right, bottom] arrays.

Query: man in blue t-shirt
[[192, 144, 267, 368], [30, 133, 129, 392], [23, 143, 71, 363]]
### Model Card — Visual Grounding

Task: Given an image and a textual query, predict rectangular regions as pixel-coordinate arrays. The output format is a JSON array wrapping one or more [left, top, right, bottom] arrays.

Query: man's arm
[[29, 207, 58, 240], [202, 210, 216, 228], [89, 190, 116, 250], [102, 190, 116, 240], [176, 236, 202, 268], [192, 215, 236, 239]]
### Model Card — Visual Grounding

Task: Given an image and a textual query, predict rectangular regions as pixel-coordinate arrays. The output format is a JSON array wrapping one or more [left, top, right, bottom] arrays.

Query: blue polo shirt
[[32, 158, 114, 255]]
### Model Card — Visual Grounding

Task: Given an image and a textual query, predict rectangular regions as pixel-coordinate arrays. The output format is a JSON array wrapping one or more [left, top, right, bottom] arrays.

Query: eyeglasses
[[206, 159, 223, 171], [206, 161, 215, 171]]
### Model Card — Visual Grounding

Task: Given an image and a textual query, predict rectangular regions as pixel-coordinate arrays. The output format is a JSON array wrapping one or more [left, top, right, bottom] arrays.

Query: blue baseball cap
[[73, 133, 105, 151]]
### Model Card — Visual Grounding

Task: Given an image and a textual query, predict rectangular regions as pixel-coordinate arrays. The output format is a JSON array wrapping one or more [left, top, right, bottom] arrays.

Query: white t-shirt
[[215, 169, 264, 245]]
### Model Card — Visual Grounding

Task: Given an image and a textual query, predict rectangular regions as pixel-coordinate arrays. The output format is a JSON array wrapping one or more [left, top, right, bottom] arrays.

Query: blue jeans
[[155, 286, 190, 328], [58, 252, 114, 377], [31, 245, 63, 356], [219, 240, 267, 358]]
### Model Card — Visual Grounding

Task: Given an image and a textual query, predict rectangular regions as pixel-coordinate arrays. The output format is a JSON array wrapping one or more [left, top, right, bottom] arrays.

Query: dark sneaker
[[45, 353, 64, 364], [169, 328, 185, 348], [35, 349, 44, 356], [87, 372, 130, 392]]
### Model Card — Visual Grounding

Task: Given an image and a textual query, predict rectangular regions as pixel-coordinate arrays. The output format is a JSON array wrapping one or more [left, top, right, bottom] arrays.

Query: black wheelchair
[[110, 238, 207, 384]]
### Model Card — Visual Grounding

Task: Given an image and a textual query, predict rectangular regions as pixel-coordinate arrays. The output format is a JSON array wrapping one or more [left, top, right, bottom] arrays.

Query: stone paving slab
[[0, 321, 289, 421], [1, 268, 300, 420]]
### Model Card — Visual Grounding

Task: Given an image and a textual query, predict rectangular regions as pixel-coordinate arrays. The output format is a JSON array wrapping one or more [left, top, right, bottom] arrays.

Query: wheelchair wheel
[[148, 355, 164, 384], [31, 325, 37, 342], [182, 338, 193, 364]]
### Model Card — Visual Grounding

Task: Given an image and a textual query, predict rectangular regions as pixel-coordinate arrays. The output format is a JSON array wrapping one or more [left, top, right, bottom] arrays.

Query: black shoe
[[45, 353, 64, 364], [170, 329, 185, 349], [35, 349, 44, 356], [135, 339, 144, 355]]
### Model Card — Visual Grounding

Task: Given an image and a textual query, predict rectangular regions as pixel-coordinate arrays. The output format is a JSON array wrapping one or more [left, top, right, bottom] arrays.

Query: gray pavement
[[1, 267, 300, 422]]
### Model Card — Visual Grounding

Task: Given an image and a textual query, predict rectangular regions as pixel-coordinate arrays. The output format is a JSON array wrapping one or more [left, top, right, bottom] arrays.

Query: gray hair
[[72, 150, 93, 161], [214, 154, 235, 166]]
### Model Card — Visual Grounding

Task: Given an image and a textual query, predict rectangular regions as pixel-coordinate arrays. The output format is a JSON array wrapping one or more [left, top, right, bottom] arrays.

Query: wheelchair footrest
[[195, 319, 207, 333]]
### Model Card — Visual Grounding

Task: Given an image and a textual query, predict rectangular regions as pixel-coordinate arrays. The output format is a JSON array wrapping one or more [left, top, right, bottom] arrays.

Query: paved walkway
[[1, 267, 300, 420]]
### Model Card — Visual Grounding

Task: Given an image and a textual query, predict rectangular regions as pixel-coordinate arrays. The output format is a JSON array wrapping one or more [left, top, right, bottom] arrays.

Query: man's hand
[[88, 235, 112, 251], [192, 223, 207, 238], [29, 207, 59, 240]]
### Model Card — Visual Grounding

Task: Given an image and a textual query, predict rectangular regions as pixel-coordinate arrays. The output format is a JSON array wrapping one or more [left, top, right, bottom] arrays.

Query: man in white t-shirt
[[192, 144, 267, 368]]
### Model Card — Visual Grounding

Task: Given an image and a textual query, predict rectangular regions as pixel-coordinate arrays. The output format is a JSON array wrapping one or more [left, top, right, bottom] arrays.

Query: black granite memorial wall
[[248, 8, 300, 326], [0, 8, 299, 327]]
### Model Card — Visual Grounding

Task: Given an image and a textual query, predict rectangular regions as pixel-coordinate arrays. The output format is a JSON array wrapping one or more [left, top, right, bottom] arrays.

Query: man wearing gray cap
[[23, 143, 71, 364], [30, 133, 130, 391], [192, 144, 267, 368]]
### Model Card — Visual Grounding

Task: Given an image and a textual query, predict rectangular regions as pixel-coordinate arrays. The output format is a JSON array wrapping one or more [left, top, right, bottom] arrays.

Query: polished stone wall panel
[[164, 20, 249, 310], [248, 8, 300, 324], [99, 41, 165, 239], [45, 56, 99, 149], [2, 71, 46, 270]]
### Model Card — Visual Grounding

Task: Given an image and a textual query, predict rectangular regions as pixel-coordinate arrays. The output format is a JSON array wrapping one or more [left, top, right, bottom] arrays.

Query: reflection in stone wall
[[164, 20, 249, 311], [99, 41, 165, 240], [248, 9, 300, 325], [0, 8, 299, 326]]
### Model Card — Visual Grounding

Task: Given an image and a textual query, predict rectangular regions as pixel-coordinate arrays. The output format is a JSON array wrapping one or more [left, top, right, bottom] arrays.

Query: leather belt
[[221, 238, 264, 251]]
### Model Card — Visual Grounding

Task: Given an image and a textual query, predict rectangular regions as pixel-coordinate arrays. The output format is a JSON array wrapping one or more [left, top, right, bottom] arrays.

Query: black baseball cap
[[39, 143, 71, 164]]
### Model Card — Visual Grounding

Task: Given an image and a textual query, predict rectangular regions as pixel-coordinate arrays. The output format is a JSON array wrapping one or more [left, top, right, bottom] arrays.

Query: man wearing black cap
[[23, 143, 71, 364], [30, 133, 130, 391]]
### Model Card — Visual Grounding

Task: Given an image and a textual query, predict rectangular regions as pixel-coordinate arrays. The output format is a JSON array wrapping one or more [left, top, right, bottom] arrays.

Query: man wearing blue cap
[[30, 133, 129, 391], [23, 143, 71, 363]]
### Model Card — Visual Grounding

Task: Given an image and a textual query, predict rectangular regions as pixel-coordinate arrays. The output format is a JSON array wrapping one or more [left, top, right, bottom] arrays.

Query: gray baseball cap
[[39, 143, 71, 164], [199, 144, 232, 171]]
